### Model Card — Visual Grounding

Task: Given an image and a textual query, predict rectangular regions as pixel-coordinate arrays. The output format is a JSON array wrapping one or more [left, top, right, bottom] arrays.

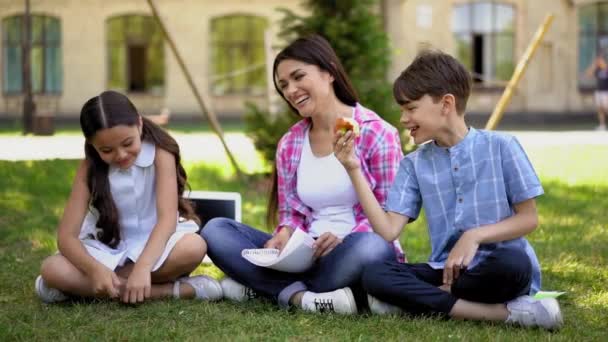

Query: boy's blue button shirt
[[386, 127, 543, 294]]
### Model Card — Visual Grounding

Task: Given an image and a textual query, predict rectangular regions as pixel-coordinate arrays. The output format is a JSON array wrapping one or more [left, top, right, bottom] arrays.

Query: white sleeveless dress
[[78, 141, 199, 271]]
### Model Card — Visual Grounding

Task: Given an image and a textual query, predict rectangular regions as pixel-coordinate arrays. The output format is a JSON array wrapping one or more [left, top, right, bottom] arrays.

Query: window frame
[[209, 14, 269, 96], [452, 1, 516, 90], [1, 14, 62, 95], [577, 1, 608, 92], [105, 14, 165, 95]]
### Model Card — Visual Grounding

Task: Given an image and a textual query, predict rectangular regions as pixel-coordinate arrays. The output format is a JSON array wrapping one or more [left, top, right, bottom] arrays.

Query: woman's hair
[[267, 34, 358, 227], [80, 90, 199, 247]]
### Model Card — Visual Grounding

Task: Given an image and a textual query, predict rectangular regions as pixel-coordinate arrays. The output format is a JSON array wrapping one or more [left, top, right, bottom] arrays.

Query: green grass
[[1, 145, 607, 340]]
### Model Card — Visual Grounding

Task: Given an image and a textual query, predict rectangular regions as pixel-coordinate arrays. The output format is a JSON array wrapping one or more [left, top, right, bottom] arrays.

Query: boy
[[333, 50, 562, 329]]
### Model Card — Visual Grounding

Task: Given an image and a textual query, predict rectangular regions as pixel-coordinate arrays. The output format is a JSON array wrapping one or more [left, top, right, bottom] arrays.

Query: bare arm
[[57, 160, 121, 297], [335, 131, 409, 241], [443, 198, 539, 285], [124, 147, 179, 303]]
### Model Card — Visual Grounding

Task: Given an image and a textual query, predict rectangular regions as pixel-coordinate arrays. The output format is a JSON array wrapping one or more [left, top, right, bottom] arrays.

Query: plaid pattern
[[385, 128, 543, 293], [275, 103, 405, 261]]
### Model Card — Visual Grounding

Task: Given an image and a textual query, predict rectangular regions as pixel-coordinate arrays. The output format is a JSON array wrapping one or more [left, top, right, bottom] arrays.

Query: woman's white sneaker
[[301, 287, 357, 314], [367, 294, 403, 315], [35, 275, 68, 303], [220, 277, 259, 301], [506, 295, 563, 330]]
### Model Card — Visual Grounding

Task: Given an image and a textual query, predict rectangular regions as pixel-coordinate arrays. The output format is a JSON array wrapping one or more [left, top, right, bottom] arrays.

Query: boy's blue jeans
[[362, 246, 532, 316], [201, 217, 395, 309]]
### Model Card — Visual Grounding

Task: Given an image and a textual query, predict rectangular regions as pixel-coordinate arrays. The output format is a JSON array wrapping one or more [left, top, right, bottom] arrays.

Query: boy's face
[[399, 94, 446, 145]]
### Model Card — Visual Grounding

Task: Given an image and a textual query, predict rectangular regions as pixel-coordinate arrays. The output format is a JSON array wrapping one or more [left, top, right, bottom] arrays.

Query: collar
[[134, 140, 155, 167], [431, 127, 477, 153]]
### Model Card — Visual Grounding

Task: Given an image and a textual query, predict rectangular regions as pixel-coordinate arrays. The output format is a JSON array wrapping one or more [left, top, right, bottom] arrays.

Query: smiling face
[[275, 59, 335, 117], [90, 123, 142, 169], [399, 94, 446, 145]]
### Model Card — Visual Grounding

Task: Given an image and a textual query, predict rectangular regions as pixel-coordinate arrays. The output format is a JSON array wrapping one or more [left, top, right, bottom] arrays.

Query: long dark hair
[[267, 34, 358, 228], [80, 90, 198, 247]]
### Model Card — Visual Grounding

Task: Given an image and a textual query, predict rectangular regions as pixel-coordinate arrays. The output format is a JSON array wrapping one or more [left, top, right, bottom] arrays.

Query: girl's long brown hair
[[267, 34, 359, 228], [80, 90, 198, 247]]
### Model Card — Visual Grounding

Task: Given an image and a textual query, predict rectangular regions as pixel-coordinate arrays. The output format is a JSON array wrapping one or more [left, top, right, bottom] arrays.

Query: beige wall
[[0, 0, 301, 119], [383, 0, 596, 114], [0, 0, 600, 119]]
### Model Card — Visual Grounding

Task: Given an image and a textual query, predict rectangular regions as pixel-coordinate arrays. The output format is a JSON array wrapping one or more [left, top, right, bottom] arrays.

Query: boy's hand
[[333, 131, 359, 171], [443, 230, 480, 286]]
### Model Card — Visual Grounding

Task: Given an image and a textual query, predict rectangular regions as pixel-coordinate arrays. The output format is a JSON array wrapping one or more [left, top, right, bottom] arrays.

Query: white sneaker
[[220, 277, 259, 302], [301, 287, 357, 314], [35, 275, 68, 303], [595, 124, 606, 131], [367, 294, 403, 315], [506, 295, 563, 330], [174, 275, 223, 301]]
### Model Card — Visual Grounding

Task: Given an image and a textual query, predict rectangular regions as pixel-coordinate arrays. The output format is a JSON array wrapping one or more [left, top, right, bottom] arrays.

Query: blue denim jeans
[[362, 245, 532, 316], [201, 217, 395, 308]]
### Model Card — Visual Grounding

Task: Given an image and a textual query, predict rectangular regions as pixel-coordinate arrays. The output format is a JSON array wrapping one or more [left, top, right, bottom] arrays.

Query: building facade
[[0, 0, 605, 120]]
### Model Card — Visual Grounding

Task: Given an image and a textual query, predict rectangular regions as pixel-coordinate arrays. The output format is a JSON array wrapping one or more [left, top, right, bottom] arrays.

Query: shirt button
[[454, 166, 459, 171], [458, 198, 463, 203]]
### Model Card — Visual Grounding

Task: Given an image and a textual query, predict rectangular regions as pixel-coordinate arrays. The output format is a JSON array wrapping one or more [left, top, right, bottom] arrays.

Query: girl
[[36, 91, 222, 304], [201, 35, 404, 314]]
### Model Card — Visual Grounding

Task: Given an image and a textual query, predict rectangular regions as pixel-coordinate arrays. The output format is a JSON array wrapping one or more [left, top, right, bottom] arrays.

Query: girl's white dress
[[78, 141, 199, 271]]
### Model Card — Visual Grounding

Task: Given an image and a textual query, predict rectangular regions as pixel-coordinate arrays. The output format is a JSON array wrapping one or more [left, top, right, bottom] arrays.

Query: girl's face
[[91, 122, 142, 169], [275, 59, 335, 117]]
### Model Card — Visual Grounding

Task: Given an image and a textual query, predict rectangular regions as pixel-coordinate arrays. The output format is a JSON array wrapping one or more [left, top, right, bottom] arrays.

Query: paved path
[[1, 131, 607, 162]]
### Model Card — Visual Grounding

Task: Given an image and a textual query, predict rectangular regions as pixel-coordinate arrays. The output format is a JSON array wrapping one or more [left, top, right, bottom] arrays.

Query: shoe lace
[[314, 298, 335, 313], [245, 287, 258, 300]]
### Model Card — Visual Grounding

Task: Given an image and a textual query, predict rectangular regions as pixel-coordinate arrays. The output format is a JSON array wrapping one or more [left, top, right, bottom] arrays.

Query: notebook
[[242, 229, 315, 273]]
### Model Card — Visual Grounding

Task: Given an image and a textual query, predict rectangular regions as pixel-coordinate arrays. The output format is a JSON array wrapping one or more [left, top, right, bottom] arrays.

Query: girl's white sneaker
[[35, 275, 68, 303]]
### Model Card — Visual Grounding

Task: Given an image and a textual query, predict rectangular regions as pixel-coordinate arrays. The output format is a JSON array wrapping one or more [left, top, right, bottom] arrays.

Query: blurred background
[[0, 0, 604, 133]]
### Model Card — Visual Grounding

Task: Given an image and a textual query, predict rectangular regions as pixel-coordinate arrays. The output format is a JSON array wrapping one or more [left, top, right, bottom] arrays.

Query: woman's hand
[[90, 264, 122, 299], [333, 131, 359, 172], [443, 230, 480, 286], [313, 232, 343, 258], [264, 226, 293, 252], [123, 265, 152, 304]]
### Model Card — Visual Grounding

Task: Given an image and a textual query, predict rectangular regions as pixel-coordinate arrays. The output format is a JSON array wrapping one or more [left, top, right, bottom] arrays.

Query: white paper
[[242, 229, 315, 273]]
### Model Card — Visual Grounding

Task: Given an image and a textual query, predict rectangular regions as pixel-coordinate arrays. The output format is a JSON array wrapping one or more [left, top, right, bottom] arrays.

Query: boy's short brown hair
[[393, 50, 472, 114]]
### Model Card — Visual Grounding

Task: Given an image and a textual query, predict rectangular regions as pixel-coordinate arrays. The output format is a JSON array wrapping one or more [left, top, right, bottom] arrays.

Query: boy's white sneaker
[[35, 275, 68, 303], [367, 294, 403, 315], [220, 277, 259, 302], [301, 287, 357, 314], [506, 295, 563, 330], [595, 124, 606, 131]]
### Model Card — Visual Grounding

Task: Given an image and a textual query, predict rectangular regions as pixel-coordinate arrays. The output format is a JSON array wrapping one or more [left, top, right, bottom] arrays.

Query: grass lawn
[[1, 144, 607, 340]]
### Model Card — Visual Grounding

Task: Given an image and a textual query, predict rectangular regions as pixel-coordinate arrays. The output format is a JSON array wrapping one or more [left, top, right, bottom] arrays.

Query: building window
[[107, 15, 164, 94], [210, 15, 269, 95], [452, 1, 515, 86], [578, 2, 608, 89], [2, 15, 62, 94]]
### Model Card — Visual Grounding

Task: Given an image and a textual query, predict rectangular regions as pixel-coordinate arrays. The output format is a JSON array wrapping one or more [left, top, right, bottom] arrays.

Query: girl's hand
[[333, 131, 359, 171], [264, 227, 293, 252], [313, 232, 342, 258], [443, 230, 480, 286], [90, 264, 121, 299], [123, 265, 151, 304]]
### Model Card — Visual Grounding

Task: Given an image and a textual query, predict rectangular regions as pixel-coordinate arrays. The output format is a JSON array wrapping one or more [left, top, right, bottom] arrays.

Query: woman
[[201, 34, 403, 314]]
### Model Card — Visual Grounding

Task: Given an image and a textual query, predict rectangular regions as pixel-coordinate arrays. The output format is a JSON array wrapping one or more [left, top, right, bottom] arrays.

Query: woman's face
[[90, 122, 142, 169], [275, 59, 335, 117]]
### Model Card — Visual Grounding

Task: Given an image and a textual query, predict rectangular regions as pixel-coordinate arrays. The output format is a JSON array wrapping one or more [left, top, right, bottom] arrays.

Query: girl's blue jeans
[[200, 217, 395, 308]]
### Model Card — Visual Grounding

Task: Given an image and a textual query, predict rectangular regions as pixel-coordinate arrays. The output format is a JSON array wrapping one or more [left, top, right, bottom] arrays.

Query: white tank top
[[296, 128, 358, 238]]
